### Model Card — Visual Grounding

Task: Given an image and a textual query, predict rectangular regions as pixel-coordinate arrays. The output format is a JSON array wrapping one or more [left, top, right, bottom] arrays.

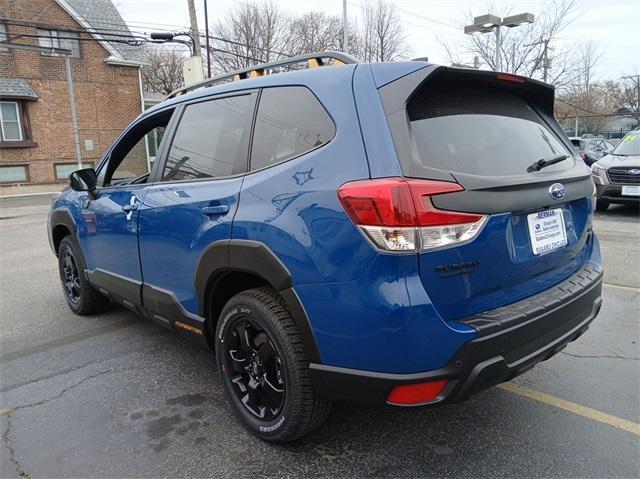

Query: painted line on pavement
[[499, 382, 640, 437], [603, 282, 640, 291]]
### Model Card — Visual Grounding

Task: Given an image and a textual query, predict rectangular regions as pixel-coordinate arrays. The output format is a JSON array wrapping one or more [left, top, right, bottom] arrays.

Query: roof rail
[[166, 51, 359, 100]]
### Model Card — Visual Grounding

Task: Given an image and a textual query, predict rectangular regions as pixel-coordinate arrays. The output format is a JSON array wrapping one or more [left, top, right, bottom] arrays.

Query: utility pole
[[542, 39, 550, 83], [0, 42, 82, 167], [342, 0, 349, 54], [64, 54, 83, 169], [203, 0, 211, 77], [494, 25, 501, 72], [187, 0, 202, 58]]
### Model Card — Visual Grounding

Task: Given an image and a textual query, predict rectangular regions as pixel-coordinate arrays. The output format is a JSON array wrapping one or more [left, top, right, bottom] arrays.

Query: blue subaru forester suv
[[48, 52, 603, 442]]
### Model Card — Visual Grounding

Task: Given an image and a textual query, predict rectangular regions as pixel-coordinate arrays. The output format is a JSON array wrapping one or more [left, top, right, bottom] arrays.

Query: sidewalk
[[0, 183, 64, 198]]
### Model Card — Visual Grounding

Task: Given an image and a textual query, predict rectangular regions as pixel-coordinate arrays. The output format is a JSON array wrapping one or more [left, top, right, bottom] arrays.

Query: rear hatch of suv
[[380, 67, 595, 321]]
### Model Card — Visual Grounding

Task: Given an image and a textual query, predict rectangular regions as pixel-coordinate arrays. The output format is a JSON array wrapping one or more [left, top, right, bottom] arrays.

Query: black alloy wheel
[[61, 247, 81, 304], [222, 317, 286, 420], [216, 288, 331, 442], [57, 236, 109, 315]]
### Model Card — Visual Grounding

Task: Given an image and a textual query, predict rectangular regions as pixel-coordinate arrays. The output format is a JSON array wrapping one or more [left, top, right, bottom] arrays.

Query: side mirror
[[69, 168, 97, 195]]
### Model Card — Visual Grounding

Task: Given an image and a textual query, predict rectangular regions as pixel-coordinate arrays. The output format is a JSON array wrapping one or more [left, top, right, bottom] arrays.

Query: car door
[[79, 108, 175, 308], [138, 91, 257, 323]]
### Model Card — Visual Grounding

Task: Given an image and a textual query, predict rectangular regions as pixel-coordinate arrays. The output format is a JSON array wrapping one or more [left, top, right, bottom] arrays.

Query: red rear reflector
[[496, 73, 526, 84], [387, 380, 448, 405]]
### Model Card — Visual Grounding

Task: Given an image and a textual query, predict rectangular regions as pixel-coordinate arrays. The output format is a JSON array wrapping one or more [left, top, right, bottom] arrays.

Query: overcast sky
[[115, 0, 639, 80]]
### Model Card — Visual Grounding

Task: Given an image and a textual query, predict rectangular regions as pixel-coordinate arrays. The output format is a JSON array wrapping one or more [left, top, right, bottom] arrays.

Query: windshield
[[407, 85, 573, 176], [612, 131, 640, 156]]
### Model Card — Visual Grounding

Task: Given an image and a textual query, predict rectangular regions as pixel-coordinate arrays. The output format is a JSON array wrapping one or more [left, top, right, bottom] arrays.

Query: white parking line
[[603, 282, 640, 291], [499, 382, 640, 437]]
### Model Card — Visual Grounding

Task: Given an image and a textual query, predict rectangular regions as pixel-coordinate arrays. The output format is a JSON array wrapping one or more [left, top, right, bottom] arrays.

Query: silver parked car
[[569, 136, 615, 166], [591, 130, 640, 211]]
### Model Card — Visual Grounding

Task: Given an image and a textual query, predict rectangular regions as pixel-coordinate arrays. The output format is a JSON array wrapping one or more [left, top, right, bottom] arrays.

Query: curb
[[0, 191, 59, 199]]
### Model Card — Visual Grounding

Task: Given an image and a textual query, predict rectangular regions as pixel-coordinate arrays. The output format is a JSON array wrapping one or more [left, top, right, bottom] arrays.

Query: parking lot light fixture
[[464, 12, 535, 72], [503, 12, 536, 28]]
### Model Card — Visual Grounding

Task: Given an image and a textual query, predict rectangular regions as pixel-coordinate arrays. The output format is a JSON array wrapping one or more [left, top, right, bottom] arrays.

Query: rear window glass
[[250, 86, 335, 171], [407, 85, 573, 176]]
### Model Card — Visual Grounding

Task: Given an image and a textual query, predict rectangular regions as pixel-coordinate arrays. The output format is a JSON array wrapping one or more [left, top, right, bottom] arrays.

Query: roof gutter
[[105, 56, 147, 67], [54, 0, 126, 61]]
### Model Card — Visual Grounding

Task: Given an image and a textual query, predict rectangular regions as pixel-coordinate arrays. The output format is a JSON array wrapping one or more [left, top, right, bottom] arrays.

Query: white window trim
[[0, 101, 23, 142]]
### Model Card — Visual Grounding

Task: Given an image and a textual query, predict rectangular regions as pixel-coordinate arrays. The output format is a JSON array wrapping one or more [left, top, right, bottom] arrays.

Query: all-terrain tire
[[57, 236, 110, 315], [215, 287, 331, 442]]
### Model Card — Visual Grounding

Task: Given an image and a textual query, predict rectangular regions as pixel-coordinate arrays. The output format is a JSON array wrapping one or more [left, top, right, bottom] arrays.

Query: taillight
[[337, 178, 487, 253]]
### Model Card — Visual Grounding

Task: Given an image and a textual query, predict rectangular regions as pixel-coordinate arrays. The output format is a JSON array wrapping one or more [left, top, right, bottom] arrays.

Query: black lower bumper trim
[[309, 271, 602, 406]]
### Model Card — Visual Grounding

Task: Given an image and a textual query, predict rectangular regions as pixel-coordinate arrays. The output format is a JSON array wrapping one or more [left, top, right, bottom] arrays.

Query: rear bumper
[[309, 263, 603, 406]]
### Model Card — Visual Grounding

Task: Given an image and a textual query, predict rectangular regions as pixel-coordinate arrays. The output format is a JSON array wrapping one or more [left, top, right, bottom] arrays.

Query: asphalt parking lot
[[1, 194, 638, 478]]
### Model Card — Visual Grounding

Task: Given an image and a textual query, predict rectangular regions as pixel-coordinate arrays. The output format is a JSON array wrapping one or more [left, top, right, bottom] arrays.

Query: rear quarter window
[[250, 86, 335, 171]]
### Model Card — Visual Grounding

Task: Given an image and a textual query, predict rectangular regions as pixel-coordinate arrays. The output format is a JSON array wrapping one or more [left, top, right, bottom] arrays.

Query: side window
[[163, 95, 252, 181], [250, 86, 335, 171], [103, 109, 174, 186]]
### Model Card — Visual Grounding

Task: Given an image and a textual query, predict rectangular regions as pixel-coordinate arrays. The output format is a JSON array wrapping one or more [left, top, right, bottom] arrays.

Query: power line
[[556, 98, 602, 115]]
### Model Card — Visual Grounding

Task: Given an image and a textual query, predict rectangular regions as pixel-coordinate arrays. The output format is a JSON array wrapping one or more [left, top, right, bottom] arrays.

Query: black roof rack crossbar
[[166, 51, 359, 100]]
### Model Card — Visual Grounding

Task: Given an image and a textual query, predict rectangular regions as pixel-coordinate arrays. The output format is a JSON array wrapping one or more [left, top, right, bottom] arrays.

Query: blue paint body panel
[[49, 61, 602, 377], [138, 178, 243, 314]]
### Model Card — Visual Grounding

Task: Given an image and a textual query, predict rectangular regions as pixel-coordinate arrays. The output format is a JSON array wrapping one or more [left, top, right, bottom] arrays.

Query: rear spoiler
[[379, 65, 555, 117]]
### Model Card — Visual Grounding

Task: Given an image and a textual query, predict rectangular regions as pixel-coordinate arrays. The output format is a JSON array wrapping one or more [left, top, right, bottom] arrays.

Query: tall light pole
[[464, 12, 535, 72], [204, 0, 211, 78], [342, 0, 349, 54]]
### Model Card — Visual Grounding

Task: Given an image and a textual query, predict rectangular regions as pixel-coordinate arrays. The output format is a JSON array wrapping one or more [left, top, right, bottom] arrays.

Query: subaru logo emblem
[[629, 169, 640, 175], [549, 183, 565, 200]]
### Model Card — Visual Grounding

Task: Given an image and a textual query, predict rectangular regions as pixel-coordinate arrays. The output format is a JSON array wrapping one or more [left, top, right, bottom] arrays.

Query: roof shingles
[[63, 0, 148, 63], [0, 79, 39, 99]]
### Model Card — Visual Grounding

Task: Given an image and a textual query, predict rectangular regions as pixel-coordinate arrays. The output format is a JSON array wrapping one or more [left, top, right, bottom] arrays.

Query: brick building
[[0, 0, 147, 188]]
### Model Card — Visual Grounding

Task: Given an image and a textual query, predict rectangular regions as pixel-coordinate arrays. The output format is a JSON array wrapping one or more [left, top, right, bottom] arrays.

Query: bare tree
[[289, 12, 343, 54], [615, 73, 640, 127], [141, 47, 185, 95], [211, 0, 293, 72], [355, 0, 409, 62]]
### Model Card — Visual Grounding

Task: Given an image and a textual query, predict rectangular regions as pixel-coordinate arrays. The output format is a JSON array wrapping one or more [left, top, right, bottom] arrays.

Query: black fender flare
[[49, 208, 78, 255], [194, 239, 320, 362]]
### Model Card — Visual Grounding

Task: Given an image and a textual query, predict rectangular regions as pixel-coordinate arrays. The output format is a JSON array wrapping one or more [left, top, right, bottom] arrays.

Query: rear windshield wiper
[[527, 154, 570, 172]]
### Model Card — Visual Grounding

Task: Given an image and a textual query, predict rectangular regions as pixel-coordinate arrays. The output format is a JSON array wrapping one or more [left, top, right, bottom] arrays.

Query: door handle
[[122, 195, 139, 220], [203, 205, 229, 216]]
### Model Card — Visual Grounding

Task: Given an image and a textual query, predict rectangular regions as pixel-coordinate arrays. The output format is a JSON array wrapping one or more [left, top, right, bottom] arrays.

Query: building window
[[55, 163, 93, 180], [37, 29, 80, 57], [0, 102, 23, 141], [0, 165, 28, 183], [0, 23, 8, 52]]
